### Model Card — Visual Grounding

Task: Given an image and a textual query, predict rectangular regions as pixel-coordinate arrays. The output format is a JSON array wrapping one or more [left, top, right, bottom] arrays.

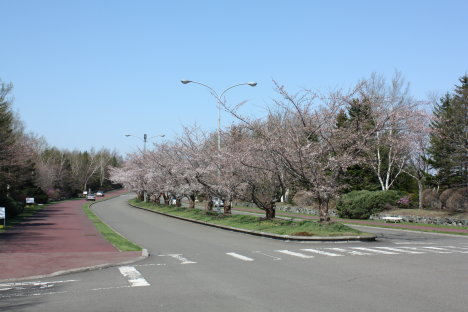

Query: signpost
[[0, 207, 5, 229], [26, 197, 35, 205]]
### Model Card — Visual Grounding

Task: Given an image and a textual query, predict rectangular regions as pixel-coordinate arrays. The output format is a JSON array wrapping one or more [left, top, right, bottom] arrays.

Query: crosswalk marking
[[118, 266, 150, 287], [421, 247, 453, 254], [374, 247, 425, 254], [226, 252, 254, 261], [440, 246, 468, 253], [350, 247, 399, 255], [301, 248, 343, 257], [275, 250, 314, 259], [253, 251, 281, 260], [325, 247, 370, 255]]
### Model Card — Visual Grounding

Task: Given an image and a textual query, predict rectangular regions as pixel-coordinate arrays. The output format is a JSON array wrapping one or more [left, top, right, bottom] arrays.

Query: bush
[[0, 194, 24, 218], [421, 189, 442, 210], [292, 190, 317, 207], [336, 190, 402, 219], [445, 187, 468, 212]]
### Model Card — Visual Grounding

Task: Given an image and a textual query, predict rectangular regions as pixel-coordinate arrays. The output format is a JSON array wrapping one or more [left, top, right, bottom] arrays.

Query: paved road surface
[[1, 194, 467, 312]]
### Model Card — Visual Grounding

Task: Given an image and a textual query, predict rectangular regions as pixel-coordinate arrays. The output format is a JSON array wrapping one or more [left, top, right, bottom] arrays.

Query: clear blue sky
[[2, 0, 467, 155]]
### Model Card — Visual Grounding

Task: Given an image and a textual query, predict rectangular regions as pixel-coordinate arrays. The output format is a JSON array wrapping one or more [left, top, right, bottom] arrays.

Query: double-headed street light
[[181, 80, 257, 151], [125, 133, 165, 152]]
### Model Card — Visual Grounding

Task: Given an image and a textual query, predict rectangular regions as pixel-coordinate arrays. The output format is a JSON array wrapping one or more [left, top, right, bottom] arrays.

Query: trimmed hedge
[[336, 190, 402, 219]]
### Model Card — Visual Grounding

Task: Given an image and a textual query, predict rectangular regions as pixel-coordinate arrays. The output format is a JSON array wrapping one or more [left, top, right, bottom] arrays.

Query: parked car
[[212, 197, 224, 207], [86, 194, 96, 201], [96, 191, 104, 197]]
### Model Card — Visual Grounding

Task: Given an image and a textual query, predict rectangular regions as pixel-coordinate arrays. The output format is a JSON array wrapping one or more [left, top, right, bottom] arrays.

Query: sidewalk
[[0, 190, 145, 282], [233, 207, 468, 234]]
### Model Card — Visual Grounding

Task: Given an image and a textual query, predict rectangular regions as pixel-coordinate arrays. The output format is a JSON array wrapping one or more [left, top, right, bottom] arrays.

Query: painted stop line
[[118, 266, 150, 287]]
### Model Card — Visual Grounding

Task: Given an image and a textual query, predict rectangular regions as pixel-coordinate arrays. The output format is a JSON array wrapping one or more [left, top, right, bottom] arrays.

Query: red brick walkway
[[0, 190, 143, 281]]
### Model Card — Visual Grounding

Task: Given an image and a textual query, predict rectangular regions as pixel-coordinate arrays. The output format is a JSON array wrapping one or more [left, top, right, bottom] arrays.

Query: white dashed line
[[226, 252, 254, 261], [275, 250, 314, 258], [159, 254, 197, 264], [301, 248, 343, 257], [350, 247, 399, 255], [375, 247, 425, 254], [118, 266, 150, 287]]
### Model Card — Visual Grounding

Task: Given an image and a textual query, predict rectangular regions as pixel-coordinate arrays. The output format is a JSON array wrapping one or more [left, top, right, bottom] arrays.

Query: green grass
[[130, 199, 369, 237], [0, 204, 47, 231], [231, 204, 468, 235], [83, 202, 142, 251]]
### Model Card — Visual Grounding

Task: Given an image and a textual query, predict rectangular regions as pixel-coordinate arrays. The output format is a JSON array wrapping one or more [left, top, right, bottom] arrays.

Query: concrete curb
[[128, 203, 376, 242], [0, 249, 149, 283]]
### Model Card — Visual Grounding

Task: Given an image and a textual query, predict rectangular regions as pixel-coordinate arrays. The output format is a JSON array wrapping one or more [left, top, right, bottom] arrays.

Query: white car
[[96, 191, 104, 197], [86, 194, 96, 201]]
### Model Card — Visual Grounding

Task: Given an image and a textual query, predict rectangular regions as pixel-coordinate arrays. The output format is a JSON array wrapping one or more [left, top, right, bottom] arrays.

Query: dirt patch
[[291, 231, 314, 236]]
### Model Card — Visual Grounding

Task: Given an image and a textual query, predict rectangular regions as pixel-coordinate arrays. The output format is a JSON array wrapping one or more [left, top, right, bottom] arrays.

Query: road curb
[[0, 249, 149, 283], [128, 203, 376, 242]]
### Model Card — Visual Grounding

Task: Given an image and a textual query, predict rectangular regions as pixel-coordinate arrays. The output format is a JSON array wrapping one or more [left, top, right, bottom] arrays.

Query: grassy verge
[[0, 204, 47, 231], [230, 204, 468, 235], [83, 201, 142, 251], [130, 199, 368, 237]]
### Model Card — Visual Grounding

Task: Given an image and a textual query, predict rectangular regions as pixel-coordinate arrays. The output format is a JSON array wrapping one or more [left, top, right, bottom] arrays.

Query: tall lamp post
[[124, 133, 165, 202], [180, 80, 257, 152], [181, 79, 257, 212], [125, 133, 165, 152]]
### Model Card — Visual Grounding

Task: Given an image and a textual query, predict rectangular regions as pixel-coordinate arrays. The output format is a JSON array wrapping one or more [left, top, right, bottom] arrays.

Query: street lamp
[[125, 133, 165, 152], [180, 80, 257, 151]]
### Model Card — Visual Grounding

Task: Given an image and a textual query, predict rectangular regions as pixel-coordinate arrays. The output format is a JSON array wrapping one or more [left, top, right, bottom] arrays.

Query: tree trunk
[[264, 203, 276, 220], [162, 193, 170, 206], [418, 180, 423, 210], [137, 190, 144, 201], [318, 199, 330, 222], [176, 198, 182, 207], [223, 201, 232, 215], [188, 195, 196, 208], [205, 195, 213, 211]]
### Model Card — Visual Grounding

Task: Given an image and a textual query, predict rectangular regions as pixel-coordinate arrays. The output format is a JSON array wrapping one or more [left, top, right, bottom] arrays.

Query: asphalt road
[[2, 194, 467, 312]]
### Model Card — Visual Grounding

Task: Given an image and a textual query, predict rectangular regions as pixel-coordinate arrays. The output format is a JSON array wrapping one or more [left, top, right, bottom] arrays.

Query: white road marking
[[375, 247, 425, 254], [421, 247, 453, 254], [118, 266, 150, 287], [439, 246, 468, 253], [301, 248, 343, 257], [0, 279, 78, 290], [394, 242, 435, 245], [275, 250, 314, 259], [253, 251, 281, 260], [226, 252, 254, 261], [325, 248, 370, 256], [158, 254, 197, 264], [350, 247, 399, 255], [134, 263, 167, 267]]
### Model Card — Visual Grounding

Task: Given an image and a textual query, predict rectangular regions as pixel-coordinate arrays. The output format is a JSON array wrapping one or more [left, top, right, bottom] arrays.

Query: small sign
[[0, 207, 5, 219], [26, 198, 35, 204]]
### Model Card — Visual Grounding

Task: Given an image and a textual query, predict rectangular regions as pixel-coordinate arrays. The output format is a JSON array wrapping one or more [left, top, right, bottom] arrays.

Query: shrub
[[421, 189, 442, 210], [336, 190, 402, 219], [439, 188, 456, 209], [292, 190, 317, 207], [445, 187, 468, 212]]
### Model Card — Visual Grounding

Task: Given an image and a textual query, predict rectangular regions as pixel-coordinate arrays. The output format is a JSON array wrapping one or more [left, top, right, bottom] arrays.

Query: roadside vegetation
[[83, 201, 142, 251], [112, 74, 467, 224], [130, 199, 368, 237]]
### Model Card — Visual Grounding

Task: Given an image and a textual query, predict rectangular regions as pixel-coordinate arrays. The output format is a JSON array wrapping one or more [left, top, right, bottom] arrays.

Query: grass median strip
[[130, 199, 368, 237], [83, 202, 142, 251]]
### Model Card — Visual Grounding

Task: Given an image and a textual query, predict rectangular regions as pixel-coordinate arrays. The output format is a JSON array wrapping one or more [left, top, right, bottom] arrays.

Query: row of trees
[[0, 78, 122, 217], [111, 73, 467, 220]]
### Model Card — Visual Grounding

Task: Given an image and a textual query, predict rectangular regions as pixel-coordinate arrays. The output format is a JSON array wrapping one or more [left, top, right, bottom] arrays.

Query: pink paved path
[[0, 189, 143, 281]]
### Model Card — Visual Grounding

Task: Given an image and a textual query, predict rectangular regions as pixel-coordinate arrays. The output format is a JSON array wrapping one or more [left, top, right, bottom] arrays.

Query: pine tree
[[428, 75, 468, 188]]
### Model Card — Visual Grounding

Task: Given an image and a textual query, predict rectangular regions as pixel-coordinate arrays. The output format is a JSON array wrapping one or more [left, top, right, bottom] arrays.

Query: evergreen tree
[[428, 75, 468, 188]]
